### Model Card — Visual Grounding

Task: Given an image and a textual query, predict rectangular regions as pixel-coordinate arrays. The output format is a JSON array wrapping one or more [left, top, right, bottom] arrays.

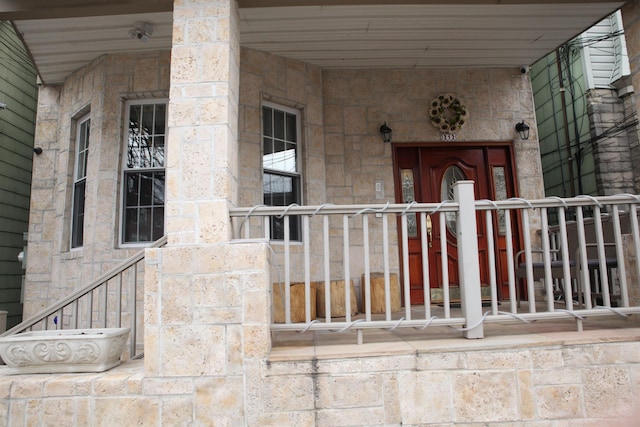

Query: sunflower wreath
[[429, 94, 468, 134]]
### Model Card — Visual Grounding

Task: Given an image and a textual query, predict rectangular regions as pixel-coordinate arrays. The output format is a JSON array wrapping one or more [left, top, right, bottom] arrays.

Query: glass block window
[[122, 101, 166, 244], [262, 103, 301, 241]]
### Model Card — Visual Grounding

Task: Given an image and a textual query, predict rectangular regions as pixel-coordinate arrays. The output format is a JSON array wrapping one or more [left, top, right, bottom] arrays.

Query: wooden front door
[[394, 143, 519, 305]]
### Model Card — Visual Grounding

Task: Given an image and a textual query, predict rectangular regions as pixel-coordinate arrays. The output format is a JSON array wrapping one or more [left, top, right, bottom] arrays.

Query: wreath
[[429, 94, 468, 134]]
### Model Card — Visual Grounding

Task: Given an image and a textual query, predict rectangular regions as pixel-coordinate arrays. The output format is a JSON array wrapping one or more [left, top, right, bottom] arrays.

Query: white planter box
[[0, 328, 130, 374]]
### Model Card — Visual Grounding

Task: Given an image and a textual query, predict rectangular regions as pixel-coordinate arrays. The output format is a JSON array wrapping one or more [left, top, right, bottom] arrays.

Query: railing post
[[454, 181, 484, 339]]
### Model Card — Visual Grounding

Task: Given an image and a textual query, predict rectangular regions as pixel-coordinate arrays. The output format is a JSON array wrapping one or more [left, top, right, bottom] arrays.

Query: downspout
[[562, 45, 585, 195], [556, 48, 577, 197]]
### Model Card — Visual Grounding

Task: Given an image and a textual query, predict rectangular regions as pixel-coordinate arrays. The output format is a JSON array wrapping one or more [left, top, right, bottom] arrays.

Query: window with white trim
[[71, 115, 90, 248], [262, 103, 302, 241], [121, 100, 166, 244]]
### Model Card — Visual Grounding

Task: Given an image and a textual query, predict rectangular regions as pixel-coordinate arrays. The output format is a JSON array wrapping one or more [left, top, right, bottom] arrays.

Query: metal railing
[[230, 184, 640, 343], [1, 236, 167, 360]]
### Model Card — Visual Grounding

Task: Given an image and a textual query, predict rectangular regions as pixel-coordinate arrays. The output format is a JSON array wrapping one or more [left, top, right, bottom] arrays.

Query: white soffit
[[11, 2, 625, 85]]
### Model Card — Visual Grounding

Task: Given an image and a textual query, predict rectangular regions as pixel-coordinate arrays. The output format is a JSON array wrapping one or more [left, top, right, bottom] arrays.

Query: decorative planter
[[0, 328, 130, 375]]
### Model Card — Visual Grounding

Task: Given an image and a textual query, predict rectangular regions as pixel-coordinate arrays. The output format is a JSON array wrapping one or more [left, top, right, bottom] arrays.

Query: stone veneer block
[[535, 384, 582, 419], [398, 371, 452, 424], [194, 377, 244, 424], [453, 371, 518, 422], [160, 324, 226, 377], [94, 397, 160, 425]]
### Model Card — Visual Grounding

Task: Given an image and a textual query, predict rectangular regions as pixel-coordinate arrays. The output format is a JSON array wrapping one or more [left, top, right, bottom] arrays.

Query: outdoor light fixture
[[515, 121, 530, 140], [379, 122, 392, 143], [128, 21, 153, 42]]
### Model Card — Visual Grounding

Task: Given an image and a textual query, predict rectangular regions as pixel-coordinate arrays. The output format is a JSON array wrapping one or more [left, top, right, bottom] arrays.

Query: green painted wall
[[531, 46, 597, 198], [0, 21, 37, 329]]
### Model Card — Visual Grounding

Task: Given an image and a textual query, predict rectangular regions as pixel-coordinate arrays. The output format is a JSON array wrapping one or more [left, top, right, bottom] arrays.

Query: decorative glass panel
[[401, 169, 417, 238], [493, 166, 507, 235], [441, 165, 465, 235]]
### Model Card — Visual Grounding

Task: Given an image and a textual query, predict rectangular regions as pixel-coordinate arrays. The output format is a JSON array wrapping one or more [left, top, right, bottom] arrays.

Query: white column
[[454, 180, 484, 339]]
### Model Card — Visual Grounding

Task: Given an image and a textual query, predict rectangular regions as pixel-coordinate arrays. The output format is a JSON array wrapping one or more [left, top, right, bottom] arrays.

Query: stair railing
[[1, 236, 167, 360]]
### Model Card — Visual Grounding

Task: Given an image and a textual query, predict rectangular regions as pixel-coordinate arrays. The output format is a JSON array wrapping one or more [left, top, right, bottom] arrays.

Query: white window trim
[[118, 98, 168, 248], [70, 113, 90, 250], [261, 101, 304, 242]]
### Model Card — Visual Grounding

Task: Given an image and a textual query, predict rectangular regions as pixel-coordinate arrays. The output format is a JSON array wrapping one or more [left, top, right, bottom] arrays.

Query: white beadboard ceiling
[[1, 1, 625, 85]]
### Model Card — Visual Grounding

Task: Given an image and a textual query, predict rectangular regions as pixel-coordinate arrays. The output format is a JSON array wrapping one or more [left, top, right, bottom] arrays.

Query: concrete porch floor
[[270, 300, 640, 361]]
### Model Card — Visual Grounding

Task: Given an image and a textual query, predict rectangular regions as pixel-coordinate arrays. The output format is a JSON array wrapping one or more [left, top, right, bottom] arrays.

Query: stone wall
[[587, 88, 637, 195], [24, 52, 171, 320], [2, 330, 640, 425], [237, 58, 546, 283], [322, 68, 544, 203]]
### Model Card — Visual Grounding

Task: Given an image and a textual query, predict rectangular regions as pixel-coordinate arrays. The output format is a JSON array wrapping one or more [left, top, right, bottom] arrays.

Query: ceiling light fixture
[[128, 21, 153, 42]]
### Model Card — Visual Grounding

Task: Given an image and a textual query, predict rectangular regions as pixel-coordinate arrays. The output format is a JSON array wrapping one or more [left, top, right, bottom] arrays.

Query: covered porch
[[2, 0, 640, 425]]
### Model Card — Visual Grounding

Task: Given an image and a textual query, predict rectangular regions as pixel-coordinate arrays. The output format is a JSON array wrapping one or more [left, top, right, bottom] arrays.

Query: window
[[121, 100, 166, 244], [71, 115, 90, 248], [262, 103, 301, 240]]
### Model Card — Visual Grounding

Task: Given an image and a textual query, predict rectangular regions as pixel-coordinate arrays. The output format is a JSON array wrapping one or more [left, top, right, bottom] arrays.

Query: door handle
[[426, 214, 432, 248]]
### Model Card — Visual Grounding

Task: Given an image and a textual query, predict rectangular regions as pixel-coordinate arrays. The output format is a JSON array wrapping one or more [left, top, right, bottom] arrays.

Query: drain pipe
[[556, 48, 577, 197]]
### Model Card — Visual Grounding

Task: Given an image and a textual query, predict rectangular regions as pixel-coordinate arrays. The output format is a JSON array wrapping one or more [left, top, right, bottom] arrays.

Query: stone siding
[[24, 51, 171, 322], [587, 88, 637, 195], [2, 331, 640, 425], [238, 57, 545, 283]]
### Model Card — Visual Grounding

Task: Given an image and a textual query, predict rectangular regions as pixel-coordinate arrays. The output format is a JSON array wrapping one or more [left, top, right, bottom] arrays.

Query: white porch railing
[[230, 182, 640, 343]]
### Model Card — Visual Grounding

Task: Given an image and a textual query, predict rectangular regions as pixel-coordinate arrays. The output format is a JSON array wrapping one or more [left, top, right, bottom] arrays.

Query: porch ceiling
[[0, 0, 625, 85]]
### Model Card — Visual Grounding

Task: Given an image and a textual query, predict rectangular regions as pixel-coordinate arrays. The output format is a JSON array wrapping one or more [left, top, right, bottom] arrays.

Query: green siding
[[0, 21, 37, 329], [531, 46, 597, 198]]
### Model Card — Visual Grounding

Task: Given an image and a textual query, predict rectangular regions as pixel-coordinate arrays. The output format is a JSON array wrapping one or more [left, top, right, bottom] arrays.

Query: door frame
[[392, 141, 521, 303]]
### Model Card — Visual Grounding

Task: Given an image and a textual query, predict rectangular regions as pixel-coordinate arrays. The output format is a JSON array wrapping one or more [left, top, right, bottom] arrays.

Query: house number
[[441, 133, 457, 142]]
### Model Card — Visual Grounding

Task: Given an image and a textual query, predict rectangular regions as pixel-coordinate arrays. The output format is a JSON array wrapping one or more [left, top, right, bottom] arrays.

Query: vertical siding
[[531, 46, 597, 199], [581, 11, 630, 88], [0, 21, 37, 329]]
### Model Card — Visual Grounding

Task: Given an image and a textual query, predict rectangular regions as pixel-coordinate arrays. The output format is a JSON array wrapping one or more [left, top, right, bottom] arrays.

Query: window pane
[[274, 109, 285, 139], [140, 173, 153, 206], [124, 208, 139, 242], [123, 169, 165, 243], [76, 151, 86, 180], [284, 143, 296, 172], [262, 107, 272, 137], [441, 166, 466, 235], [154, 103, 166, 135], [71, 180, 85, 248], [153, 173, 165, 205], [493, 166, 507, 235], [153, 136, 165, 168], [263, 137, 274, 169], [138, 208, 151, 241], [125, 173, 139, 207], [286, 112, 297, 142], [141, 105, 155, 137], [401, 169, 417, 238], [153, 207, 164, 240]]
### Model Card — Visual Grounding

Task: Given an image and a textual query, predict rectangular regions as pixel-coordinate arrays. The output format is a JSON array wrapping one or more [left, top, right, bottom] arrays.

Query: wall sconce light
[[515, 121, 530, 140], [128, 21, 153, 42], [379, 122, 392, 143]]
